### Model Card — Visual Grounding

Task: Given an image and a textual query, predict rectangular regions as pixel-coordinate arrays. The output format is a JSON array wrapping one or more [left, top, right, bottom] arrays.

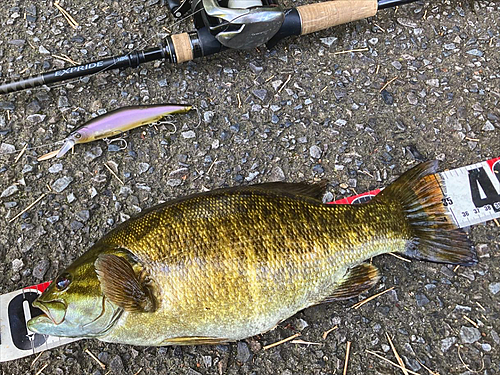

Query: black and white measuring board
[[1, 156, 499, 362]]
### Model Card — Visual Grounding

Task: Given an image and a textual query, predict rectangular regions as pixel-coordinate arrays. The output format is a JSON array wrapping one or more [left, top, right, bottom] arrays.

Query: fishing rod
[[0, 0, 420, 95]]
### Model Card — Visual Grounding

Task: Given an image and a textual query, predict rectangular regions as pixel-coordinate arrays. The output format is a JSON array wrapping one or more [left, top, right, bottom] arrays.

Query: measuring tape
[[1, 157, 499, 362]]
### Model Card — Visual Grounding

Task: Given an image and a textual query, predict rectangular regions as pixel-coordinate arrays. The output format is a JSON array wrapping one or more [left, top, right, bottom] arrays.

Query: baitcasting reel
[[168, 0, 284, 50]]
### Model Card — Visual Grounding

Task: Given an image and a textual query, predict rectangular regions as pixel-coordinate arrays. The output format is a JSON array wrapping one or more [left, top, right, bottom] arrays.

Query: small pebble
[[0, 143, 16, 153], [249, 62, 263, 74], [481, 343, 491, 352], [391, 61, 402, 70], [12, 259, 24, 273], [109, 355, 124, 374], [402, 356, 421, 372], [460, 326, 481, 344], [466, 49, 484, 57], [313, 164, 324, 174], [70, 221, 84, 231], [76, 210, 90, 222], [425, 79, 440, 88], [167, 179, 182, 187], [294, 318, 309, 331], [182, 130, 196, 139], [22, 165, 34, 174], [441, 337, 456, 352], [491, 330, 499, 345], [203, 111, 214, 124], [252, 89, 267, 101], [38, 45, 50, 54], [407, 92, 418, 105], [0, 101, 15, 110], [320, 36, 337, 47], [269, 166, 285, 181], [1, 185, 19, 198], [489, 282, 500, 295], [245, 172, 259, 182], [58, 96, 69, 108], [202, 355, 212, 367], [138, 163, 150, 174], [309, 145, 322, 159], [4, 201, 17, 208], [381, 90, 394, 105], [84, 146, 103, 162], [51, 176, 73, 193], [46, 215, 60, 224], [108, 144, 121, 152], [33, 259, 50, 279], [26, 100, 41, 114], [236, 342, 251, 363], [482, 121, 495, 131], [27, 114, 46, 124], [48, 163, 63, 174], [415, 293, 430, 307]]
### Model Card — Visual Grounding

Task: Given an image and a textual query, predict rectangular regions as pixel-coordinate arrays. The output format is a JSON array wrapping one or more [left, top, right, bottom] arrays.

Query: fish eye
[[74, 132, 82, 139], [55, 273, 72, 290]]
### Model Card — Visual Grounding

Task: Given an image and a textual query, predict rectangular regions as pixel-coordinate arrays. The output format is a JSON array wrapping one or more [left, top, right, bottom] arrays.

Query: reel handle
[[297, 0, 378, 35]]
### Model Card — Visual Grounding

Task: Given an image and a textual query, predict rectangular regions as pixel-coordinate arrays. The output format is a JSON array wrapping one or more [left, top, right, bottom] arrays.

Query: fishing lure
[[38, 104, 192, 160]]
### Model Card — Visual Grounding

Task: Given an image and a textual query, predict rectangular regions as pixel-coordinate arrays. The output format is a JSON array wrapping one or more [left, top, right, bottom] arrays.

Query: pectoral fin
[[324, 263, 380, 301], [95, 253, 156, 312]]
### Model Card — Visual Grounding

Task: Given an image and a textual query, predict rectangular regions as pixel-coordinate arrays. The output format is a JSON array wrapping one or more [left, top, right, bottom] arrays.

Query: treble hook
[[192, 106, 202, 128], [105, 137, 128, 151]]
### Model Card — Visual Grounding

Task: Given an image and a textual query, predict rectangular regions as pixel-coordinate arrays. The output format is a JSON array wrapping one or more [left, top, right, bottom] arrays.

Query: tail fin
[[373, 161, 477, 266]]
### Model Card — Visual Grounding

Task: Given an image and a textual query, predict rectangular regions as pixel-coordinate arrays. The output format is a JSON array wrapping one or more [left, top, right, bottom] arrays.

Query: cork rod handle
[[297, 0, 378, 35], [171, 33, 194, 64]]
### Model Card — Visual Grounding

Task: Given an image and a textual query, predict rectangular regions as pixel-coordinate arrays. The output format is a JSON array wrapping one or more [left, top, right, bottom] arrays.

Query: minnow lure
[[38, 104, 192, 160]]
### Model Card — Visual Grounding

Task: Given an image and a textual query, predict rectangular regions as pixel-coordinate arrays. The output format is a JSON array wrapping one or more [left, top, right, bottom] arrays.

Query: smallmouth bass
[[28, 161, 476, 345]]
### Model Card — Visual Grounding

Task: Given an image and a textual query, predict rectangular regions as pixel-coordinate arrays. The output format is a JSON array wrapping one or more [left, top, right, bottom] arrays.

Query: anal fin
[[325, 263, 380, 301]]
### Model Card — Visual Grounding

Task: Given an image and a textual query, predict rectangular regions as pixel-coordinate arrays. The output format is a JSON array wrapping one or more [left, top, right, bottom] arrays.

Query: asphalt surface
[[1, 0, 499, 374]]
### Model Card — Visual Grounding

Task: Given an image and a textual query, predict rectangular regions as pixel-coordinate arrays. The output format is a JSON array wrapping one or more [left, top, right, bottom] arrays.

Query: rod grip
[[171, 33, 194, 63], [0, 75, 45, 94], [297, 0, 378, 35]]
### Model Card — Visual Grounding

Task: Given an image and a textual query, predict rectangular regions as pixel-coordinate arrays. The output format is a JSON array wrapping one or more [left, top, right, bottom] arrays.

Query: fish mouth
[[56, 139, 75, 158], [32, 299, 67, 325], [27, 313, 54, 333]]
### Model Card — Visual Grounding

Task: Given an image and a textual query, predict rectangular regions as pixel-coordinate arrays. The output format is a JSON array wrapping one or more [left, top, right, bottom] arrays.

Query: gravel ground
[[1, 0, 500, 374]]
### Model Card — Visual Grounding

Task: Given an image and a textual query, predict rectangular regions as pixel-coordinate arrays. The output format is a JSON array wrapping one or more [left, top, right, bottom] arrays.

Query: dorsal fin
[[253, 181, 328, 200], [95, 253, 156, 312], [324, 263, 380, 301]]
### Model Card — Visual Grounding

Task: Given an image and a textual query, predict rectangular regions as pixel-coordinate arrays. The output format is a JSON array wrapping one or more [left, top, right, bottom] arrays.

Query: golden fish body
[[28, 162, 476, 345], [99, 190, 402, 345]]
